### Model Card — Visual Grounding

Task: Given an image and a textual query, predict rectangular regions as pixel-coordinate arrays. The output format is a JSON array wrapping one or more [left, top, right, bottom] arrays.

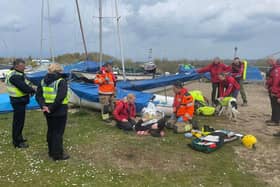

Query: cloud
[[0, 16, 26, 32], [1, 0, 280, 60]]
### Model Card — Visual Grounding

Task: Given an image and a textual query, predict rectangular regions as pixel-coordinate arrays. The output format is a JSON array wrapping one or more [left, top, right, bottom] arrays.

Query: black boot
[[52, 153, 70, 161]]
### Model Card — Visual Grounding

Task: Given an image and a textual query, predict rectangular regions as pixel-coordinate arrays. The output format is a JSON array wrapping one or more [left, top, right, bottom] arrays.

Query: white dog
[[216, 97, 239, 120]]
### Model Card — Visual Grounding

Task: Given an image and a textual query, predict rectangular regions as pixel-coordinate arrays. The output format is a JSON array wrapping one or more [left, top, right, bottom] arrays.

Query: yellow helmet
[[242, 135, 257, 149]]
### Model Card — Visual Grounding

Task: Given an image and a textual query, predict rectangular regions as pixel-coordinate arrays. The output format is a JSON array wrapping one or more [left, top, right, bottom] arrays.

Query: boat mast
[[99, 0, 103, 69], [75, 0, 89, 60], [40, 0, 44, 63], [234, 46, 238, 58], [47, 0, 55, 63], [114, 0, 126, 80]]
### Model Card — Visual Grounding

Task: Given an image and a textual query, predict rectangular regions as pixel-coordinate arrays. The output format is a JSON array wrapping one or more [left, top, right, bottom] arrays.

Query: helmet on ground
[[241, 135, 257, 149]]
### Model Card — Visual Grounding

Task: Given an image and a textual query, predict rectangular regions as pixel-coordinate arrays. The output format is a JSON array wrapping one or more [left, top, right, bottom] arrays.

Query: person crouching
[[166, 81, 195, 131], [36, 63, 70, 161], [113, 94, 136, 131]]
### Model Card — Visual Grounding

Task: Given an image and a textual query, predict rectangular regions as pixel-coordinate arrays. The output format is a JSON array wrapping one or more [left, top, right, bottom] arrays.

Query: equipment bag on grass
[[189, 130, 238, 153]]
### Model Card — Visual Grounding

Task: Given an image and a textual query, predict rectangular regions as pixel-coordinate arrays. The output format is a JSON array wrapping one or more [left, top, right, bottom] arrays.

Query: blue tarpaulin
[[245, 66, 263, 82], [27, 61, 100, 86], [117, 71, 201, 91], [202, 66, 263, 82], [0, 94, 39, 114], [70, 82, 153, 112]]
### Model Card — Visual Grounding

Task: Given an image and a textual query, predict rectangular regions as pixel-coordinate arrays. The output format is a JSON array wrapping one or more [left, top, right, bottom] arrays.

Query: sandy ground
[[1, 80, 279, 185], [0, 81, 6, 93]]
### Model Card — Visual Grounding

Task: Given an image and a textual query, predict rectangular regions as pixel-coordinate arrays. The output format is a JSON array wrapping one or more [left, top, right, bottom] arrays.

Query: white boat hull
[[69, 89, 174, 115]]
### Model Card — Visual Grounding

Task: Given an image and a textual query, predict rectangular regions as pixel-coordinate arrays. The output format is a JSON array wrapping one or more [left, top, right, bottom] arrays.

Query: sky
[[1, 0, 280, 61]]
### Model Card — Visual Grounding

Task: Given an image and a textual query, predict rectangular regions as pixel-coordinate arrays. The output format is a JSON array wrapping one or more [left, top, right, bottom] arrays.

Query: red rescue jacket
[[267, 65, 280, 98], [230, 62, 244, 80], [197, 62, 230, 83], [266, 64, 280, 96], [113, 100, 136, 121], [219, 76, 240, 97]]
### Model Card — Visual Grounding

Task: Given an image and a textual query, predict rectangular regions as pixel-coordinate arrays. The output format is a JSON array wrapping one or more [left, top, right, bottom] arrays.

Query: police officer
[[36, 63, 69, 160], [5, 59, 35, 148]]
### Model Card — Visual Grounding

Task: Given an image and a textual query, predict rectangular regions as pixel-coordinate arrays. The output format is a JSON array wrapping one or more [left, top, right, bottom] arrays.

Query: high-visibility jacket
[[5, 70, 30, 97], [41, 78, 69, 104], [173, 88, 194, 121], [94, 71, 115, 94]]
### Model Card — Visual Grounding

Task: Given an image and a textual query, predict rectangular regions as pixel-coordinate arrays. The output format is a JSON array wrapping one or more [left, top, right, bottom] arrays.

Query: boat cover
[[27, 61, 100, 86]]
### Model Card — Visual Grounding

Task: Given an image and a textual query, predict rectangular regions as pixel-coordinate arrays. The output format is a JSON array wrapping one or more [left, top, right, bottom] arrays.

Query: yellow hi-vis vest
[[5, 70, 30, 97], [41, 78, 69, 104]]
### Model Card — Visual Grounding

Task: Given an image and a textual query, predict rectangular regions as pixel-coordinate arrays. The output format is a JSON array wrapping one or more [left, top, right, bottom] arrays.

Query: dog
[[215, 97, 239, 121]]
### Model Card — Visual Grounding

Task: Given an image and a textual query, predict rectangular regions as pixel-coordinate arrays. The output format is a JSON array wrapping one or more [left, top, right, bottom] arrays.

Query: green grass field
[[0, 110, 266, 187]]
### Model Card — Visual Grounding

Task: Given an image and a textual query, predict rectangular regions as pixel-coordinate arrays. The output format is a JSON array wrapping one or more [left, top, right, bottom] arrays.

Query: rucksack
[[189, 130, 238, 153]]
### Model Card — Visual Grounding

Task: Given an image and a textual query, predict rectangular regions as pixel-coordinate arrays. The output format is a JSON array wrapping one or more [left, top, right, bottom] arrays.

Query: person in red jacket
[[113, 94, 136, 131], [265, 58, 280, 130], [197, 57, 230, 105], [166, 81, 194, 129], [218, 73, 240, 98], [230, 57, 248, 106]]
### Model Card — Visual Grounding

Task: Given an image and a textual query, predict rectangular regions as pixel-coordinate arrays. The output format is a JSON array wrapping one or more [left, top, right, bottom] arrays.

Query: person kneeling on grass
[[113, 94, 136, 131], [166, 81, 195, 130]]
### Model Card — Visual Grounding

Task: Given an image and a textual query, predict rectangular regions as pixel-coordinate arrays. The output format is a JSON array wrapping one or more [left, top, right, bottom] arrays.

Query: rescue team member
[[36, 63, 70, 160], [197, 57, 230, 105], [5, 59, 35, 148], [94, 63, 116, 122], [265, 58, 280, 130], [166, 81, 194, 129], [218, 73, 240, 98], [113, 94, 136, 131], [230, 57, 248, 106]]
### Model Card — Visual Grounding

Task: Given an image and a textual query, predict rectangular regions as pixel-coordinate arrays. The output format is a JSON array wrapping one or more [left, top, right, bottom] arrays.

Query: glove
[[105, 77, 109, 82], [177, 117, 183, 122]]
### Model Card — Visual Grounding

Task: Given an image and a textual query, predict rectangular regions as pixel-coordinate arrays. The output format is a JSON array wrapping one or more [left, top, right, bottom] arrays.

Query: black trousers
[[11, 103, 26, 146], [46, 115, 67, 158], [116, 119, 136, 131], [271, 96, 280, 123], [211, 83, 220, 105]]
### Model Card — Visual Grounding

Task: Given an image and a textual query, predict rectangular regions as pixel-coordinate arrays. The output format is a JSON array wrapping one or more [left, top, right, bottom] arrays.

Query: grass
[[0, 110, 267, 187]]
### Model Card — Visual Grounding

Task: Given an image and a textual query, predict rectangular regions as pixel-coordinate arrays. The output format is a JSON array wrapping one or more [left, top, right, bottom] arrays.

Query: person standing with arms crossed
[[5, 59, 35, 148], [94, 63, 116, 123], [36, 63, 70, 160]]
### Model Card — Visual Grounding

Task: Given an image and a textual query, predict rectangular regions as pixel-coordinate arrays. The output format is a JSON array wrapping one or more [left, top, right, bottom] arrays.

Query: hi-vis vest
[[5, 70, 30, 97], [94, 72, 115, 94], [41, 78, 69, 104]]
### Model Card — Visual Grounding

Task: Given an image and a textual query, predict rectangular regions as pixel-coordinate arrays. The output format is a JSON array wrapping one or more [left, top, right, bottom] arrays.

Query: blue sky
[[1, 0, 280, 61]]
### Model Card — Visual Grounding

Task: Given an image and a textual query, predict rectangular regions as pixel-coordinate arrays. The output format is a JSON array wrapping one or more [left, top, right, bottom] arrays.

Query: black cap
[[173, 81, 183, 88], [13, 58, 25, 67], [234, 57, 240, 60]]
